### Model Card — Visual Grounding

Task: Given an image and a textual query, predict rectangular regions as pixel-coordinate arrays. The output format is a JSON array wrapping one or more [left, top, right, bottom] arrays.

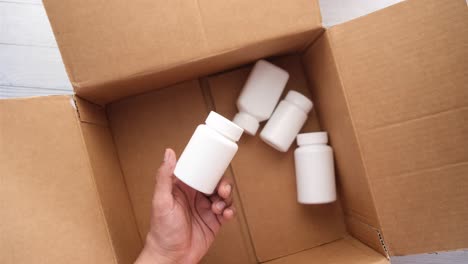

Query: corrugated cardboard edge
[[69, 98, 118, 264], [345, 215, 388, 257], [60, 95, 121, 264], [70, 98, 119, 264], [73, 96, 108, 126], [326, 29, 386, 253], [73, 96, 143, 263], [301, 30, 386, 257]]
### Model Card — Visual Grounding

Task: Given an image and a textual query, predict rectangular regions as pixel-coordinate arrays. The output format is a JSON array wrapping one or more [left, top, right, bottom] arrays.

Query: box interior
[[73, 0, 468, 261], [77, 52, 388, 263], [2, 0, 467, 263], [105, 54, 352, 263]]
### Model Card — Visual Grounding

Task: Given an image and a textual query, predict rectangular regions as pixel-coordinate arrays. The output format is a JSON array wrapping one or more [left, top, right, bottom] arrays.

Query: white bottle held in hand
[[174, 111, 243, 194], [260, 90, 313, 152], [294, 132, 336, 204], [233, 60, 289, 136]]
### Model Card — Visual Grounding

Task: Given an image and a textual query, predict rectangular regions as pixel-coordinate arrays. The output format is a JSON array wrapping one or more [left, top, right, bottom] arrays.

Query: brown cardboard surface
[[107, 80, 256, 264], [43, 0, 322, 104], [0, 96, 116, 263], [208, 55, 346, 262], [360, 109, 468, 254], [302, 32, 381, 247], [74, 96, 108, 126], [80, 121, 142, 263], [195, 0, 320, 52], [328, 0, 468, 255], [265, 237, 388, 264], [77, 29, 322, 105], [345, 215, 387, 257]]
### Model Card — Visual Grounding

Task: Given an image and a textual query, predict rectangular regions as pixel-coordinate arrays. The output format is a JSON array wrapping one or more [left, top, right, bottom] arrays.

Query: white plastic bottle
[[294, 132, 336, 204], [233, 60, 289, 136], [260, 90, 313, 152], [174, 111, 243, 194]]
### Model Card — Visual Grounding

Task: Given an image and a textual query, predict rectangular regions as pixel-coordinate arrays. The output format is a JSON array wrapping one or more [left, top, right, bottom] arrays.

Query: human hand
[[135, 148, 236, 264]]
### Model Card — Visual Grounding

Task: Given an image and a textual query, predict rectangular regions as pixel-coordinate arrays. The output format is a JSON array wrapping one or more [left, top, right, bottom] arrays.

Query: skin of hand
[[135, 148, 236, 264]]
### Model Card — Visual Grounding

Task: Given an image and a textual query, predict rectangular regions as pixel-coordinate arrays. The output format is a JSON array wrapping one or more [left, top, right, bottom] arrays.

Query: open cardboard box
[[1, 0, 467, 263]]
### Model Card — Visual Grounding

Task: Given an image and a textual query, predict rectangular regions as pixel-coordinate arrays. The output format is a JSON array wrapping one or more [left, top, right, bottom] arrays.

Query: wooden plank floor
[[0, 0, 72, 98]]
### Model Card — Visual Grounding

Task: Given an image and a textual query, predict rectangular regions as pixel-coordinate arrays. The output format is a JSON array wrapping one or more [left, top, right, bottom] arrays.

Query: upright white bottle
[[294, 132, 336, 204], [233, 60, 289, 136], [174, 111, 243, 194], [260, 90, 313, 152]]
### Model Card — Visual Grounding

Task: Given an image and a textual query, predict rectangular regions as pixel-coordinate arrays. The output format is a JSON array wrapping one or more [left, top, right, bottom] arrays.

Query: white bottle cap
[[206, 111, 243, 142], [233, 112, 260, 136], [297, 132, 328, 146], [285, 91, 313, 113]]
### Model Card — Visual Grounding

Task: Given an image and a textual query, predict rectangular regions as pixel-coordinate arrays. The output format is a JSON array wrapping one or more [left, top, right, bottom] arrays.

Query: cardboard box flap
[[326, 0, 468, 256], [265, 237, 388, 264], [0, 96, 116, 263], [302, 30, 382, 255], [44, 0, 322, 104], [76, 97, 143, 264]]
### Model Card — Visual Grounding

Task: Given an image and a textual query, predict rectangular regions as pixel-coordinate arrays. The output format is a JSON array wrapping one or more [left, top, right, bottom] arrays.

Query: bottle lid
[[285, 91, 313, 113], [206, 111, 243, 142], [233, 112, 260, 136], [297, 132, 328, 146]]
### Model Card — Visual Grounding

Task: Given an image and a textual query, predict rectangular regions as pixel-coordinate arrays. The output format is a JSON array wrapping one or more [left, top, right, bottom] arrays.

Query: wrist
[[135, 244, 175, 264]]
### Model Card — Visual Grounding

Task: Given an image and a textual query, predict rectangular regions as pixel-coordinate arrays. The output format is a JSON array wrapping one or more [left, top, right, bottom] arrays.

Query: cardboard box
[[1, 0, 467, 263]]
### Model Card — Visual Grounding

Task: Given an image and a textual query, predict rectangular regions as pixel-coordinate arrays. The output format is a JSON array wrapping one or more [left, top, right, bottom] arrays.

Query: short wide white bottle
[[294, 132, 336, 204], [174, 111, 243, 194], [233, 60, 289, 136], [260, 90, 313, 152]]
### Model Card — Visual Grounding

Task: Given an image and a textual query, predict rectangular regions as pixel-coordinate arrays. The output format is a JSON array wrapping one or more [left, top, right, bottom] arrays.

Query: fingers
[[153, 149, 177, 206], [217, 207, 236, 224], [210, 178, 235, 223], [210, 179, 233, 213], [210, 197, 226, 215], [217, 178, 233, 205], [223, 207, 235, 220]]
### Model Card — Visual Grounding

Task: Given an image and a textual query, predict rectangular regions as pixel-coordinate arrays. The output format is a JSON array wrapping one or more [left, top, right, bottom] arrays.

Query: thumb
[[154, 148, 177, 205]]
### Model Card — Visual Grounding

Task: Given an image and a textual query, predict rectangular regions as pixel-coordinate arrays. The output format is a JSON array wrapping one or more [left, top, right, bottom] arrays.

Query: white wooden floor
[[0, 0, 72, 99]]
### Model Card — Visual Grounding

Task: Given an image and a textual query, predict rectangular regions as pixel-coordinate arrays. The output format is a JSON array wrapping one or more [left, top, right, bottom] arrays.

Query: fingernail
[[163, 149, 170, 162], [225, 208, 235, 218], [216, 201, 226, 210], [224, 184, 232, 194]]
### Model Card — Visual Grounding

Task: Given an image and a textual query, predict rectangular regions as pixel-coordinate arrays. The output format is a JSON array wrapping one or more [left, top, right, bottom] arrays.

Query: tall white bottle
[[174, 111, 243, 194], [294, 132, 336, 204], [260, 90, 313, 152], [233, 60, 289, 136]]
